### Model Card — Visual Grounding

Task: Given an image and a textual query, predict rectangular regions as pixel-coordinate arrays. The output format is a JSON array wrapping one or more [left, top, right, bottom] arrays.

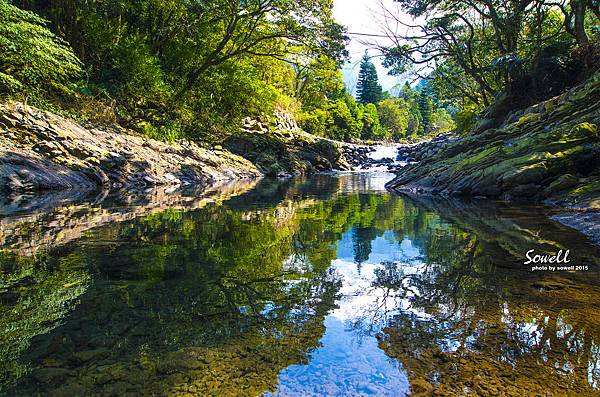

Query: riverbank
[[0, 102, 359, 194], [386, 71, 600, 245], [386, 71, 600, 206]]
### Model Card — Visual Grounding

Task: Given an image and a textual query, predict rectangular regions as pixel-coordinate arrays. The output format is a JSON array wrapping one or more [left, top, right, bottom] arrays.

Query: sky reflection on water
[[2, 173, 600, 396], [268, 228, 420, 396]]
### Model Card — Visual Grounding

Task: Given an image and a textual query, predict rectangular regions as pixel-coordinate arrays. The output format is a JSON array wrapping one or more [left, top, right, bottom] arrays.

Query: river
[[1, 173, 600, 396]]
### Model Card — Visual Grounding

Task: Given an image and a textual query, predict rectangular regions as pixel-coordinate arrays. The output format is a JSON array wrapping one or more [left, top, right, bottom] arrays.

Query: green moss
[[501, 163, 548, 186], [514, 112, 541, 128], [567, 179, 600, 199], [546, 174, 579, 193], [457, 145, 501, 168], [571, 122, 598, 139], [543, 97, 559, 112]]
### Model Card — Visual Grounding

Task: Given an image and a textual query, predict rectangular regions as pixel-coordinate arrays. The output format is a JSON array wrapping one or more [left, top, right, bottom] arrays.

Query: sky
[[332, 0, 411, 95]]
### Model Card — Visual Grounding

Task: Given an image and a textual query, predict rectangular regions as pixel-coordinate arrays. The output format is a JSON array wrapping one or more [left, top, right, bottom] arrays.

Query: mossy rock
[[543, 97, 559, 112], [514, 112, 541, 127], [388, 70, 600, 204], [571, 122, 598, 139], [501, 164, 548, 187], [545, 174, 579, 194]]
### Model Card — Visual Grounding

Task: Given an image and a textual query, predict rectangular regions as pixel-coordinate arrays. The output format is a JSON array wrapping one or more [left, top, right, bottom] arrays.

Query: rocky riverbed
[[0, 102, 263, 193]]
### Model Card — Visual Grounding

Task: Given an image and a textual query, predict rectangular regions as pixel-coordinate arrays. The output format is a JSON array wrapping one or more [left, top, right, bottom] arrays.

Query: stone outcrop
[[0, 102, 262, 194], [225, 130, 352, 177], [225, 111, 351, 176], [395, 133, 460, 163], [274, 109, 299, 131], [386, 71, 600, 209], [241, 117, 270, 134]]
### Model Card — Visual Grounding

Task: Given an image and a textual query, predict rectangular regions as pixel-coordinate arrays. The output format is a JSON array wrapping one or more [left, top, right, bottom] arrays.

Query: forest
[[1, 0, 597, 144]]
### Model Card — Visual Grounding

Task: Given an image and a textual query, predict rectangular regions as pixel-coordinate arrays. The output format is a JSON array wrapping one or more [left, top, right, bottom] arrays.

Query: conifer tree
[[418, 93, 433, 134], [356, 53, 383, 104]]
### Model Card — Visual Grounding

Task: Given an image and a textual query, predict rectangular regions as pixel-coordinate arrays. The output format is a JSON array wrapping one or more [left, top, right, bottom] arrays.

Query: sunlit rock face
[[1, 174, 600, 396], [0, 102, 262, 194], [386, 71, 600, 207]]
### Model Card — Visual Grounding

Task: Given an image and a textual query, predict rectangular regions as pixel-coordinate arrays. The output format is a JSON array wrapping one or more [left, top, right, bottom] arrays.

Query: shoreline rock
[[386, 72, 600, 209], [0, 103, 362, 194], [386, 72, 600, 246], [224, 128, 352, 177], [1, 102, 263, 194]]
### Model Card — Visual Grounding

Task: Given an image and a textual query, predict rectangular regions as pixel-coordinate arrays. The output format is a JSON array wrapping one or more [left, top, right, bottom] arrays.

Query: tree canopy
[[378, 0, 599, 112], [0, 0, 597, 143], [3, 0, 353, 140]]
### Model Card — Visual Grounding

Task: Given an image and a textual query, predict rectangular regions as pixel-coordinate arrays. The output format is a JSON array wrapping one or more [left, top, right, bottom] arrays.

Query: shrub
[[0, 1, 82, 95]]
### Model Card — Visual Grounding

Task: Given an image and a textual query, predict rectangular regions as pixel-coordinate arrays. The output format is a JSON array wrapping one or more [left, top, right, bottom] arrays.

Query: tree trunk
[[573, 0, 589, 44]]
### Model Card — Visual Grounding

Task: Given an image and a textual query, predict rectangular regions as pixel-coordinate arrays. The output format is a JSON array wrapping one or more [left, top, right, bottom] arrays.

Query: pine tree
[[356, 54, 383, 104], [416, 79, 435, 134], [418, 93, 433, 134]]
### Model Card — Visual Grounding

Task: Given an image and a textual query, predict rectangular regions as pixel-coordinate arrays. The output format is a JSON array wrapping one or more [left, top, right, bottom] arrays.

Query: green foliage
[[295, 56, 345, 111], [431, 107, 455, 134], [109, 35, 171, 107], [356, 54, 383, 104], [188, 59, 285, 139], [418, 93, 434, 134], [300, 78, 456, 142], [327, 98, 361, 141], [454, 108, 478, 135], [385, 0, 599, 122], [377, 99, 410, 140], [0, 0, 82, 95], [11, 0, 348, 142], [3, 0, 598, 144], [359, 103, 384, 140], [300, 108, 329, 136]]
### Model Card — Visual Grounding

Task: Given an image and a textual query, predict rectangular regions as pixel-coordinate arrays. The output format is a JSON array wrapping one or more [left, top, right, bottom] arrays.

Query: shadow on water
[[1, 173, 599, 396]]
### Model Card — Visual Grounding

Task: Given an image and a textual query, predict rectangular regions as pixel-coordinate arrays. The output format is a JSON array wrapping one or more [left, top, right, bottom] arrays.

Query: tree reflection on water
[[1, 175, 600, 396]]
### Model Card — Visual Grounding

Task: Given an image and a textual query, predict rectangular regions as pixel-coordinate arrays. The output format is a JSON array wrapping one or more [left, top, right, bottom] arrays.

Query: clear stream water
[[356, 145, 406, 172], [1, 173, 600, 396]]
